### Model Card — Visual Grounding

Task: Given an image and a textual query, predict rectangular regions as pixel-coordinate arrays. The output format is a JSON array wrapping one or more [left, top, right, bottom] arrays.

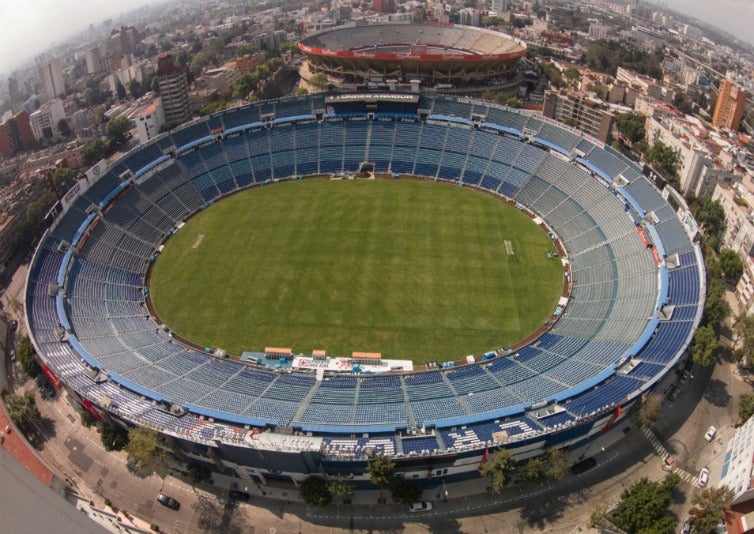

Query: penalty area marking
[[504, 240, 514, 256], [192, 234, 204, 249]]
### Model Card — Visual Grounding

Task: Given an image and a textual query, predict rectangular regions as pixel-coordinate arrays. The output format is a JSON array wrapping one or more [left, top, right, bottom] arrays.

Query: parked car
[[705, 426, 717, 442], [229, 490, 250, 501], [681, 518, 691, 534], [698, 467, 709, 487], [409, 501, 432, 512], [157, 494, 180, 510]]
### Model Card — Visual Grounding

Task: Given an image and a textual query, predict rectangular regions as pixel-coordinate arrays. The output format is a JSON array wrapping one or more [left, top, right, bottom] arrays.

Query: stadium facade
[[299, 23, 527, 89], [25, 93, 704, 488]]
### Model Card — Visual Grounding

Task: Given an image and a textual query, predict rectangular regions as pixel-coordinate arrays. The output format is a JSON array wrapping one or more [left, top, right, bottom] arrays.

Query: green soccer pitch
[[149, 179, 564, 363]]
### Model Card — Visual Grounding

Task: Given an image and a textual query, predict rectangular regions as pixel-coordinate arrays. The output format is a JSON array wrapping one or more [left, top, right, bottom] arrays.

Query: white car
[[698, 467, 709, 487], [705, 426, 717, 442], [409, 501, 433, 512]]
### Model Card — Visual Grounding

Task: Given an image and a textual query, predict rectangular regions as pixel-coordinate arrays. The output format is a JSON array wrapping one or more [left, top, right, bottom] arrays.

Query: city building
[[40, 58, 65, 101], [588, 22, 610, 40], [29, 99, 66, 141], [373, 0, 395, 14], [0, 111, 34, 158], [85, 43, 113, 75], [720, 413, 754, 502], [489, 0, 508, 14], [459, 8, 481, 27], [713, 79, 747, 131], [156, 54, 190, 126], [542, 90, 614, 143], [199, 63, 242, 96], [130, 100, 165, 144]]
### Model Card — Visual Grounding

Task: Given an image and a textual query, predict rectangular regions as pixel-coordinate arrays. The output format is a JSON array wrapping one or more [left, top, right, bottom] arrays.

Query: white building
[[489, 0, 508, 15], [720, 414, 754, 503], [459, 8, 481, 27], [29, 99, 66, 141], [130, 100, 165, 144], [40, 58, 65, 101], [588, 22, 610, 41]]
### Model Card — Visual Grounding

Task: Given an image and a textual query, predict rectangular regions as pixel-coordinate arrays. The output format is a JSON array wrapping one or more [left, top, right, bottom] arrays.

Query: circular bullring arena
[[299, 22, 527, 88], [25, 93, 704, 485]]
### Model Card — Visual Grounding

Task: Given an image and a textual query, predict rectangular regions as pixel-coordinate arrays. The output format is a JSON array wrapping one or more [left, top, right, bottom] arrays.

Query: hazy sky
[[0, 0, 153, 75], [650, 0, 753, 44]]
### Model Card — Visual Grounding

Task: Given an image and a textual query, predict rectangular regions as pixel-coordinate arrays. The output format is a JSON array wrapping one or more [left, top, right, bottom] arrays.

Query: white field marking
[[504, 240, 514, 256], [192, 234, 204, 249]]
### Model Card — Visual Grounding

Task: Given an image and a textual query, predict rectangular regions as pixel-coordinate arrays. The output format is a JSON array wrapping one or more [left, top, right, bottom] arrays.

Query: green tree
[[389, 476, 422, 506], [52, 167, 75, 192], [327, 474, 354, 499], [689, 486, 735, 533], [115, 79, 126, 100], [309, 72, 329, 91], [480, 448, 515, 493], [719, 248, 744, 284], [83, 138, 109, 166], [692, 198, 727, 247], [57, 118, 71, 138], [505, 96, 521, 108], [520, 457, 546, 481], [187, 461, 212, 483], [563, 66, 580, 86], [615, 113, 646, 144], [367, 455, 395, 489], [734, 312, 754, 368], [99, 420, 129, 451], [106, 115, 133, 143], [740, 394, 754, 424], [646, 140, 680, 187], [16, 335, 40, 378], [608, 475, 678, 533], [545, 448, 570, 479], [704, 278, 730, 329], [299, 476, 331, 507], [125, 427, 170, 477], [638, 393, 663, 427], [4, 391, 41, 433], [692, 324, 719, 367]]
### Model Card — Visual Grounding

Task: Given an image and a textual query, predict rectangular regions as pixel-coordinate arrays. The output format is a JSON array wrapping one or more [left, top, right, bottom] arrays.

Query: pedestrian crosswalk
[[641, 425, 697, 484]]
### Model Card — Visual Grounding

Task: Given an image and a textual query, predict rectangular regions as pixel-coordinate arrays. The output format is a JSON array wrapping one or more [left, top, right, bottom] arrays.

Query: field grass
[[150, 179, 563, 363]]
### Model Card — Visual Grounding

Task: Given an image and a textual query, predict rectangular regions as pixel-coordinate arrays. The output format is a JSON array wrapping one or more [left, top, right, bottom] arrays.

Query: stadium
[[298, 22, 527, 89], [25, 93, 704, 488]]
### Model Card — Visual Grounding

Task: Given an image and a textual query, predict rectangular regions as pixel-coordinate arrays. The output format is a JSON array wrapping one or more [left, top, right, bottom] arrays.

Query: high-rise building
[[489, 0, 508, 14], [30, 99, 66, 141], [131, 99, 165, 144], [40, 58, 66, 100], [542, 90, 614, 143], [712, 79, 747, 130], [460, 8, 481, 27], [156, 54, 190, 125], [373, 0, 395, 13], [85, 43, 112, 75], [0, 111, 34, 157]]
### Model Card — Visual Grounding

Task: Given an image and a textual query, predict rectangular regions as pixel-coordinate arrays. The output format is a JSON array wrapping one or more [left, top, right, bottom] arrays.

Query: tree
[[125, 427, 170, 477], [57, 118, 71, 138], [115, 79, 126, 100], [83, 138, 108, 166], [740, 394, 754, 424], [646, 140, 680, 186], [99, 420, 129, 451], [309, 72, 329, 91], [299, 477, 331, 507], [692, 324, 719, 367], [704, 279, 730, 329], [106, 115, 133, 143], [4, 391, 41, 433], [616, 113, 646, 144], [563, 66, 580, 86], [734, 312, 754, 368], [389, 476, 422, 506], [673, 91, 694, 115], [367, 455, 395, 489], [719, 248, 744, 284], [638, 393, 663, 427], [52, 167, 75, 192], [327, 474, 354, 499], [608, 475, 679, 534], [692, 198, 727, 247], [520, 457, 546, 481], [545, 448, 570, 479], [16, 335, 40, 378], [689, 486, 734, 533], [505, 96, 521, 108], [480, 448, 515, 493], [187, 461, 212, 483]]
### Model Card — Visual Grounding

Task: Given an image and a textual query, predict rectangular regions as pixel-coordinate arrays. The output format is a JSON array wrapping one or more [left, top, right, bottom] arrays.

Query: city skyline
[[0, 0, 156, 75], [660, 0, 754, 45]]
